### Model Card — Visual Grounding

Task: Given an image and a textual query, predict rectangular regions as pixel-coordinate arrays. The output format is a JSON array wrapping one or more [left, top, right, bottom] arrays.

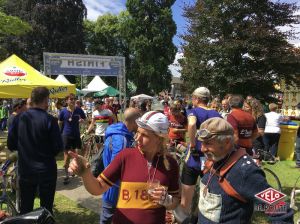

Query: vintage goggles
[[197, 128, 232, 141]]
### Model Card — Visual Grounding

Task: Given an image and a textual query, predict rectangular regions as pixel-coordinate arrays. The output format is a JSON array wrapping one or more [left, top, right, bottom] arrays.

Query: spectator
[[68, 111, 180, 224], [0, 100, 9, 131], [7, 99, 27, 130], [220, 99, 230, 118], [196, 117, 293, 223], [227, 95, 257, 155], [59, 93, 86, 184], [209, 99, 221, 112], [100, 108, 141, 224], [7, 87, 63, 214], [263, 103, 285, 157]]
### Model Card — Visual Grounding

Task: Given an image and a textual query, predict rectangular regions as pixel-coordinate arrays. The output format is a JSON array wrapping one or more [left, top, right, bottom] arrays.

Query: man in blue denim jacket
[[197, 117, 293, 224]]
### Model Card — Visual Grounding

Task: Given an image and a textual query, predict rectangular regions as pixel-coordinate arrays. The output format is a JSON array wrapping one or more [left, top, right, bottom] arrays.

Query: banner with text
[[43, 53, 125, 77]]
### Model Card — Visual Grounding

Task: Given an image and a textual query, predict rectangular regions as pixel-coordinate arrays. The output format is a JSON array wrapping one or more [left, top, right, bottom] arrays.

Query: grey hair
[[214, 135, 234, 145]]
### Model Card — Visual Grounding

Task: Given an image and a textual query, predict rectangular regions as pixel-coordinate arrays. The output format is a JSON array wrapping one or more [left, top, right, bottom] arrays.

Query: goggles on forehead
[[197, 128, 232, 141]]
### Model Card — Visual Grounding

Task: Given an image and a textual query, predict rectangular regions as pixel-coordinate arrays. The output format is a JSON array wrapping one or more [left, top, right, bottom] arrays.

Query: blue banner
[[43, 53, 125, 77]]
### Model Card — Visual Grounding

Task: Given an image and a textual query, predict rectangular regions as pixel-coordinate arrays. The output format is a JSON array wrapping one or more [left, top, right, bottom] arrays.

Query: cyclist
[[226, 95, 258, 155], [178, 87, 221, 219], [68, 111, 180, 224], [58, 93, 86, 184], [85, 100, 116, 149], [197, 117, 293, 223], [100, 108, 141, 224]]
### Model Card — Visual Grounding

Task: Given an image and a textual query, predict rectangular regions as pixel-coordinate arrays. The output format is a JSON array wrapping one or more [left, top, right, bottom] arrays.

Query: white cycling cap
[[136, 111, 169, 137]]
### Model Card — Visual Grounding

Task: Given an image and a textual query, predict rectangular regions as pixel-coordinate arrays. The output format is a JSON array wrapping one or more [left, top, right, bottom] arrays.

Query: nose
[[134, 133, 140, 142], [201, 144, 207, 153]]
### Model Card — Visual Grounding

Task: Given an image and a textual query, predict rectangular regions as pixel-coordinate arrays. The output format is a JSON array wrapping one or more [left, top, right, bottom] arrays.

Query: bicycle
[[253, 149, 282, 191], [0, 159, 19, 220], [81, 133, 100, 162]]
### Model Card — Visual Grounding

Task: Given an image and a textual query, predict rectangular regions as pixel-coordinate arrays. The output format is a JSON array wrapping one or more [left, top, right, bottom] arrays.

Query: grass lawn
[[252, 160, 300, 223]]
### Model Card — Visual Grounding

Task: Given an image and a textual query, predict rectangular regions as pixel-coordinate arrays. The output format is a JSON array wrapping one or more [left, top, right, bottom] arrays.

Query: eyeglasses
[[197, 128, 231, 141]]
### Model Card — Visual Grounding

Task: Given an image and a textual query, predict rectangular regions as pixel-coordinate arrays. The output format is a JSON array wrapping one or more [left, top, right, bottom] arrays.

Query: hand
[[149, 186, 167, 204], [68, 151, 90, 177]]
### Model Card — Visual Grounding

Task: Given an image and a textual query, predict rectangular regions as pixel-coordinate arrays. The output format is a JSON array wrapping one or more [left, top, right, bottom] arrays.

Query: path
[[56, 168, 102, 214]]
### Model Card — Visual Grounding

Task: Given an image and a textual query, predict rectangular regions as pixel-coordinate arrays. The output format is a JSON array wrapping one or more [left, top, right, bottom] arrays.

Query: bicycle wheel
[[263, 167, 282, 192]]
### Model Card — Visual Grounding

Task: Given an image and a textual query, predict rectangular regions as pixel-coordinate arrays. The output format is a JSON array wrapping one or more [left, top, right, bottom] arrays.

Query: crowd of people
[[1, 86, 299, 223]]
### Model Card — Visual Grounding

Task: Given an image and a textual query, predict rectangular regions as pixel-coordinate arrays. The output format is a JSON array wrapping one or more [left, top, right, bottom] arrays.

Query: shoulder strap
[[219, 178, 247, 203], [219, 148, 247, 177], [218, 148, 248, 203]]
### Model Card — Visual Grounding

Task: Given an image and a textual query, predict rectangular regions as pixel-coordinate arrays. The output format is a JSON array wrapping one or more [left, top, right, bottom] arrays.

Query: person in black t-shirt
[[243, 98, 266, 153]]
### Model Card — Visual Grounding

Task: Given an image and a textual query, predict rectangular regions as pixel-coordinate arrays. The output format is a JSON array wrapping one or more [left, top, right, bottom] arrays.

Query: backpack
[[90, 147, 105, 178], [203, 148, 248, 203], [90, 137, 113, 177]]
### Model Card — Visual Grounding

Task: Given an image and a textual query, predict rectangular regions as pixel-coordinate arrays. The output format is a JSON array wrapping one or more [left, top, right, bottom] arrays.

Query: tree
[[2, 0, 86, 78], [84, 13, 129, 88], [124, 0, 177, 94], [0, 0, 31, 59], [180, 0, 300, 99]]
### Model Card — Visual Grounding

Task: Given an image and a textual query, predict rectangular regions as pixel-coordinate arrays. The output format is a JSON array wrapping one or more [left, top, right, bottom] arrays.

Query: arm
[[86, 118, 96, 134], [68, 151, 110, 195], [187, 116, 197, 147]]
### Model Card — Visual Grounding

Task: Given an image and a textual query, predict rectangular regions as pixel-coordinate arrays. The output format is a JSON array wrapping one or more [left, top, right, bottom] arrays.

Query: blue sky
[[83, 0, 300, 48]]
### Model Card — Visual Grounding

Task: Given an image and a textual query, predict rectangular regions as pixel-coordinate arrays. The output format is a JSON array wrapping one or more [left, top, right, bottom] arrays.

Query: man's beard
[[204, 151, 225, 162]]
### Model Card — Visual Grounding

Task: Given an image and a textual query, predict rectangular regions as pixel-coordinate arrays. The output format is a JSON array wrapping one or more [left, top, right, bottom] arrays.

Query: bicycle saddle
[[0, 207, 55, 224]]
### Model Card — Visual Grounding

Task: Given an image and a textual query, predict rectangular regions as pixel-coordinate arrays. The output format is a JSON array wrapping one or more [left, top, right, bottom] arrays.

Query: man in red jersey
[[226, 95, 258, 155], [68, 111, 180, 224]]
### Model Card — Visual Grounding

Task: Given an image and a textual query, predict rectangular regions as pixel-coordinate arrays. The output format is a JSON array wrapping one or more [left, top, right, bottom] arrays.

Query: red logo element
[[255, 188, 286, 205], [4, 67, 26, 77]]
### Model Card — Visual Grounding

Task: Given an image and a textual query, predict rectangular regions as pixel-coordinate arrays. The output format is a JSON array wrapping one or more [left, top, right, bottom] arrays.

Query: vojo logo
[[4, 66, 27, 77]]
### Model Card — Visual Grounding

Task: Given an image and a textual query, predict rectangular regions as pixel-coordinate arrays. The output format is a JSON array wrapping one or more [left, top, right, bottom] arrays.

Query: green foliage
[[0, 12, 31, 36], [2, 0, 87, 76], [124, 0, 177, 94], [180, 0, 300, 99], [0, 0, 31, 59], [85, 2, 177, 95]]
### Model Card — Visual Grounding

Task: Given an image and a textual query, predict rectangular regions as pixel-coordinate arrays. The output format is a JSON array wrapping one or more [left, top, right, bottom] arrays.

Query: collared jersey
[[100, 148, 179, 224], [92, 109, 113, 136], [227, 109, 257, 149]]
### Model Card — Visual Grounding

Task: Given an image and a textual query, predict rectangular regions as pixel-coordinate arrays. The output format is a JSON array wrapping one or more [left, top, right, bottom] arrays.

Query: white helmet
[[136, 111, 169, 137]]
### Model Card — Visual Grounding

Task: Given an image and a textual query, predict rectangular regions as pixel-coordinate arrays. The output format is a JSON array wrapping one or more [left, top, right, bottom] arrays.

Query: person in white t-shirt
[[263, 103, 284, 157], [86, 100, 116, 148]]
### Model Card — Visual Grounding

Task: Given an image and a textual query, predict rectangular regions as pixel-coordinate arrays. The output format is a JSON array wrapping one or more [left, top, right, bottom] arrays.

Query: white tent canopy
[[131, 94, 153, 101], [81, 75, 108, 94], [55, 75, 71, 84]]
